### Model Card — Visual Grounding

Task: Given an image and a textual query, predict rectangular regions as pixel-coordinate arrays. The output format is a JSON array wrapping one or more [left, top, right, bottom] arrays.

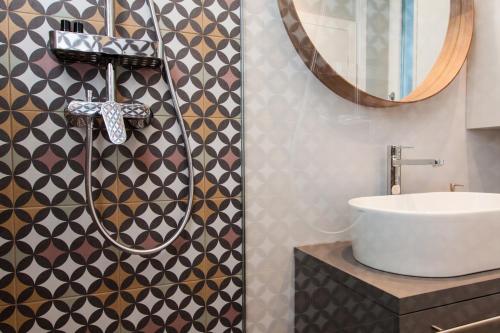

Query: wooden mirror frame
[[278, 0, 474, 107]]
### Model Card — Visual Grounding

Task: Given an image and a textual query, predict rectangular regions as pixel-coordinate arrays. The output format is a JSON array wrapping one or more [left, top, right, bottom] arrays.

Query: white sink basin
[[348, 192, 500, 277]]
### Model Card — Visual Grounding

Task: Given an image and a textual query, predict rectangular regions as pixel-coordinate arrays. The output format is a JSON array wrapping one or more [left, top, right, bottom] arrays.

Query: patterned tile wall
[[0, 0, 243, 332], [244, 1, 500, 332]]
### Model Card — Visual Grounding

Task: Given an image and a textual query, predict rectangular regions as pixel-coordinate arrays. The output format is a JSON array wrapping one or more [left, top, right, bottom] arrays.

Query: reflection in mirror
[[293, 0, 450, 101]]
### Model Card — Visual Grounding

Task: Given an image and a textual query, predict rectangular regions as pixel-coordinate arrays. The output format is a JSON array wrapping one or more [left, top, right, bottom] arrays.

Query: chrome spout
[[393, 159, 444, 166]]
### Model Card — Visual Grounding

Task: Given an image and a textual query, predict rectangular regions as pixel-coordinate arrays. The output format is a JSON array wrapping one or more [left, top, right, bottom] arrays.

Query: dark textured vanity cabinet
[[295, 242, 500, 333]]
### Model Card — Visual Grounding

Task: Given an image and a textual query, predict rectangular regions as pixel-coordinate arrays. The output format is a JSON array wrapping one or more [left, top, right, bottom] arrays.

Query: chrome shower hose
[[85, 0, 195, 255]]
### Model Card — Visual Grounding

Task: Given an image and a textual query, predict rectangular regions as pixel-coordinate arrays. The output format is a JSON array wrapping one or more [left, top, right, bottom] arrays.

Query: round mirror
[[278, 0, 474, 107]]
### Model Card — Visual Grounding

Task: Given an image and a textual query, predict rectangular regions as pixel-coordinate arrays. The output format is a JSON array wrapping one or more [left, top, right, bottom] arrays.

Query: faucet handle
[[389, 145, 414, 158], [390, 145, 414, 152], [389, 145, 413, 149], [101, 101, 126, 145], [434, 159, 445, 167], [450, 183, 464, 192]]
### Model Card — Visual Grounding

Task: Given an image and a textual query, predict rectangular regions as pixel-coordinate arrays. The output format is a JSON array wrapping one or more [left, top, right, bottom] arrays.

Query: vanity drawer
[[400, 292, 500, 333]]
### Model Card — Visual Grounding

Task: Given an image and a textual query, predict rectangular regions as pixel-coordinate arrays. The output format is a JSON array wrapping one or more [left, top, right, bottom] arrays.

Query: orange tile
[[0, 305, 15, 332]]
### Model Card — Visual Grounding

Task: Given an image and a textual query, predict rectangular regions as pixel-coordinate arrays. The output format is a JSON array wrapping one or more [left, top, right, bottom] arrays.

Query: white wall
[[244, 1, 500, 332], [467, 0, 500, 128], [415, 0, 450, 84]]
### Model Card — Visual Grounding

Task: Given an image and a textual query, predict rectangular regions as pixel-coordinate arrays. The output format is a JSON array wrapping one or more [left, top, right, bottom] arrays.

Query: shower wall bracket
[[49, 30, 162, 68]]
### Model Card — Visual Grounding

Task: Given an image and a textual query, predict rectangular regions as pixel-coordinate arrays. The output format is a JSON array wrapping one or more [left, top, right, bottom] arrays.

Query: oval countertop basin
[[348, 192, 500, 277]]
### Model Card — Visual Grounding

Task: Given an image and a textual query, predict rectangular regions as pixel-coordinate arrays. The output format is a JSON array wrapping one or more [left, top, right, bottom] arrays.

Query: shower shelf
[[49, 30, 161, 68]]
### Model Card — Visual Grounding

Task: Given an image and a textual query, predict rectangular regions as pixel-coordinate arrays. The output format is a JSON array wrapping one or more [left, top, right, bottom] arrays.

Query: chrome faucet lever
[[393, 159, 444, 166], [387, 145, 444, 195], [100, 100, 126, 144]]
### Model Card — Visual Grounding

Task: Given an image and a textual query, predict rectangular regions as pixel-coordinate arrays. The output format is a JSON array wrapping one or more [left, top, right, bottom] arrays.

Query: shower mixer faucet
[[65, 91, 152, 131], [387, 145, 444, 195]]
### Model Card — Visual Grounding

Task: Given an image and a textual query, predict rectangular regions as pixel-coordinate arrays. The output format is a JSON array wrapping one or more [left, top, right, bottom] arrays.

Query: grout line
[[13, 303, 17, 333], [11, 108, 242, 120], [6, 8, 15, 324], [119, 277, 207, 295], [15, 290, 119, 306], [5, 8, 241, 41], [10, 199, 196, 210]]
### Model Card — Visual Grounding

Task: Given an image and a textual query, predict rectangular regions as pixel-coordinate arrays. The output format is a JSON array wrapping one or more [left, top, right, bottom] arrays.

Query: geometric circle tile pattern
[[1, 0, 242, 331]]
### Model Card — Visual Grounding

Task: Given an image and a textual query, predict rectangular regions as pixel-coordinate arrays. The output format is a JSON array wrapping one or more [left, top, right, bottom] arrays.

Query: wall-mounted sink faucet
[[387, 145, 444, 195]]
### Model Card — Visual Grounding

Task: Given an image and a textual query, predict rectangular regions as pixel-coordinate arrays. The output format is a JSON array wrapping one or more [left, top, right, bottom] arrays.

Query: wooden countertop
[[296, 242, 500, 314]]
